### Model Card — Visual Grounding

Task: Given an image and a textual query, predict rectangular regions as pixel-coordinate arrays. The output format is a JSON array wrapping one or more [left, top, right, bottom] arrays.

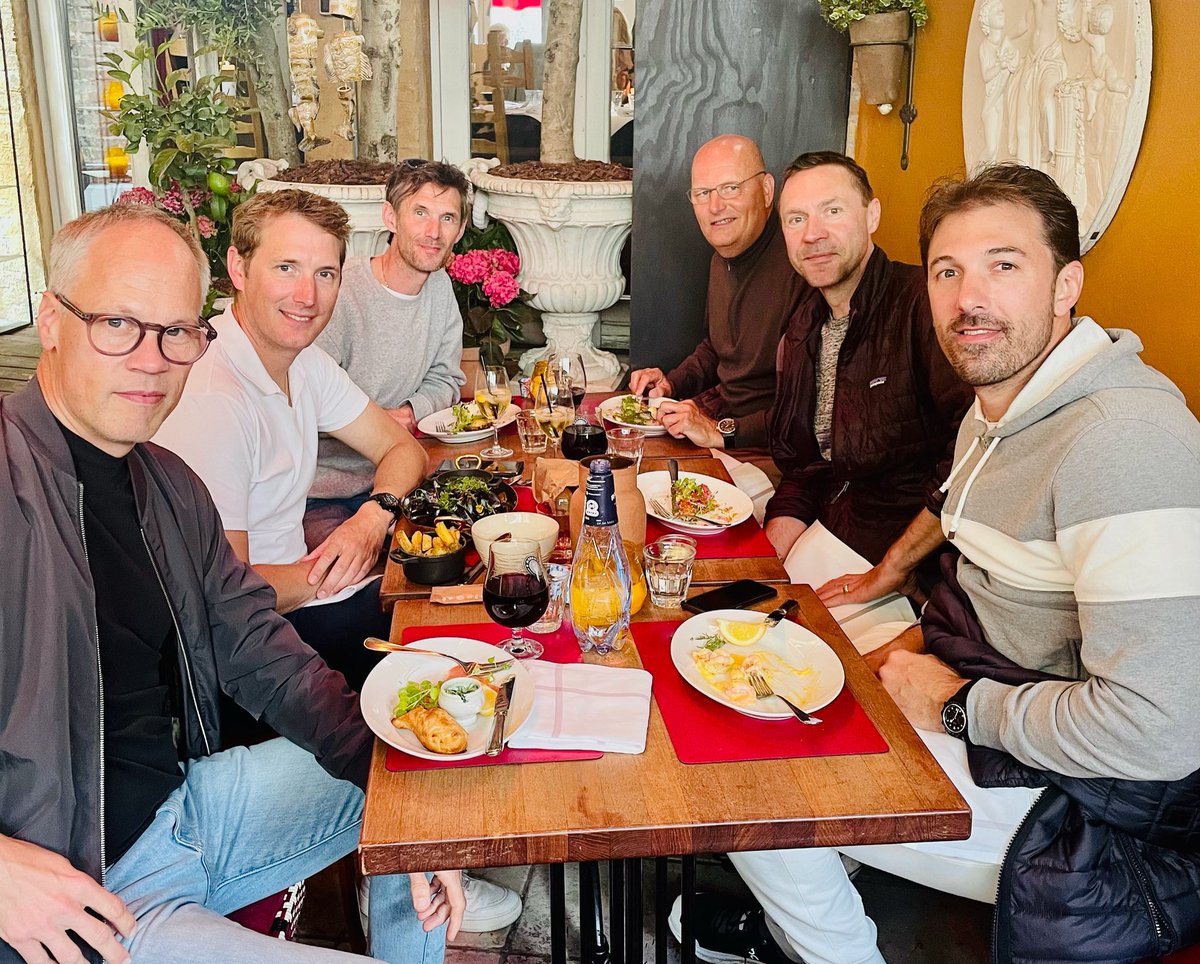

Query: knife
[[485, 676, 516, 756], [763, 599, 799, 627], [668, 458, 680, 518]]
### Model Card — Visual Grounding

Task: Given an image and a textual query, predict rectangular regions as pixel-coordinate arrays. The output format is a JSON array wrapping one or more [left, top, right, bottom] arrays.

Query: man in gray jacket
[[674, 166, 1200, 963], [0, 203, 461, 964]]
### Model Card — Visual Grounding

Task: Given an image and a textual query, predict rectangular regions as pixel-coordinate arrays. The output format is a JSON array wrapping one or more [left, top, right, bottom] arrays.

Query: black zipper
[[76, 483, 107, 886], [992, 789, 1054, 964], [1115, 832, 1172, 957], [140, 528, 211, 757]]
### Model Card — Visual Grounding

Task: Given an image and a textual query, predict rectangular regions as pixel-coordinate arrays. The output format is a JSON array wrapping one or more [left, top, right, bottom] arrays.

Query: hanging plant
[[815, 0, 930, 33]]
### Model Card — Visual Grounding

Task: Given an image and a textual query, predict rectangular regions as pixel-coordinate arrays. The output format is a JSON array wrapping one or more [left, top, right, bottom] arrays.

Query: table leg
[[625, 858, 642, 964], [610, 860, 625, 964], [655, 858, 669, 964], [550, 863, 567, 964], [581, 861, 610, 964], [681, 855, 697, 964]]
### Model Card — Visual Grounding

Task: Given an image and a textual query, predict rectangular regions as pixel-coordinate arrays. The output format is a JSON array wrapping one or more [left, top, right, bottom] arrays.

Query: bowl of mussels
[[400, 469, 519, 530]]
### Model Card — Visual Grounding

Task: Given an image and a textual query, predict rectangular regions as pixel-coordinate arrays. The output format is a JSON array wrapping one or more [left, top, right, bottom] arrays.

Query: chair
[[470, 36, 534, 164]]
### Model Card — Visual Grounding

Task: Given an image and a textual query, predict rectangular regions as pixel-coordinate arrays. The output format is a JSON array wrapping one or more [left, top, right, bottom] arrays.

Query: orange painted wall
[[854, 4, 1200, 406]]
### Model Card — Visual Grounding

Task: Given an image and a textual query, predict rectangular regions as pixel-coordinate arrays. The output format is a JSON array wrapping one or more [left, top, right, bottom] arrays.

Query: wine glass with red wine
[[552, 352, 588, 411], [483, 538, 549, 659]]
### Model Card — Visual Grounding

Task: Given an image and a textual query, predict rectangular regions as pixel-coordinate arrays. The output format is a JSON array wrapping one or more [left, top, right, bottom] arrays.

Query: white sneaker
[[459, 871, 523, 932]]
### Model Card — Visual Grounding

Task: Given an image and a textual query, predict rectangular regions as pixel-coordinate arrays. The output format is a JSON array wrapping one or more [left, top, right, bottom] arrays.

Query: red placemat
[[384, 621, 602, 771], [632, 621, 888, 764], [645, 516, 776, 559]]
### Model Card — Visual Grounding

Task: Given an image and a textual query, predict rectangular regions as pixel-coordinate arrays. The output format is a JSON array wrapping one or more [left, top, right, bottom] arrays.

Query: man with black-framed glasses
[[629, 134, 807, 453], [0, 202, 461, 964]]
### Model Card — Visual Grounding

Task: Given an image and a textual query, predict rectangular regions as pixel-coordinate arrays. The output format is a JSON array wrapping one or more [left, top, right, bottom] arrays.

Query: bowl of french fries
[[390, 522, 471, 585]]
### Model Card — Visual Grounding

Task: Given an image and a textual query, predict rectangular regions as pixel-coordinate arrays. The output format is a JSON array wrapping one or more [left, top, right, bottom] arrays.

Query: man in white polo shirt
[[155, 188, 425, 692]]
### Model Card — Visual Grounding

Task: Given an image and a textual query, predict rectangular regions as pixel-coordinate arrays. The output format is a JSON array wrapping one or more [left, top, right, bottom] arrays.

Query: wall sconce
[[848, 14, 918, 170]]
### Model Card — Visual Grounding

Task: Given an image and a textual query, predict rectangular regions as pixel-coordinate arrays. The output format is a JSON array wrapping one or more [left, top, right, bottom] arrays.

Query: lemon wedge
[[715, 618, 767, 646], [479, 685, 498, 717]]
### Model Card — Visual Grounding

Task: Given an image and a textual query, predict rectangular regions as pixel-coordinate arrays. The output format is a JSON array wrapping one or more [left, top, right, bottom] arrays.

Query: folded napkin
[[532, 457, 579, 503], [506, 661, 653, 755]]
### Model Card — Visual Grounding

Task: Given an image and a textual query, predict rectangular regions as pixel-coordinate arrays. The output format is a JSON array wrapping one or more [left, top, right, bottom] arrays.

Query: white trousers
[[728, 728, 1043, 964]]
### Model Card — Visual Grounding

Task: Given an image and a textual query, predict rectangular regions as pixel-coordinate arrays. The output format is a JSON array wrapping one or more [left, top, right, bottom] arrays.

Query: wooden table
[[361, 584, 969, 874]]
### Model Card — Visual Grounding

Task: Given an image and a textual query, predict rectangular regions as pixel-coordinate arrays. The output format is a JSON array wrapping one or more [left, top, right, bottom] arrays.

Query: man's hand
[[409, 870, 465, 941], [302, 502, 391, 598], [879, 650, 967, 732], [628, 368, 672, 398], [764, 516, 807, 561], [386, 404, 417, 433], [655, 399, 721, 447], [816, 557, 919, 607], [0, 834, 136, 964]]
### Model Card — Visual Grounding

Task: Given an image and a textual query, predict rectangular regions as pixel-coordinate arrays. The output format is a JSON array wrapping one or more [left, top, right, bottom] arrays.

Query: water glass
[[642, 535, 698, 609], [529, 563, 570, 634], [607, 427, 645, 472], [516, 411, 548, 454]]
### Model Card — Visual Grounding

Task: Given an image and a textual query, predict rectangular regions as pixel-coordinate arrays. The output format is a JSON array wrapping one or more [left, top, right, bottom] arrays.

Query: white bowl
[[439, 678, 485, 726], [471, 512, 559, 565]]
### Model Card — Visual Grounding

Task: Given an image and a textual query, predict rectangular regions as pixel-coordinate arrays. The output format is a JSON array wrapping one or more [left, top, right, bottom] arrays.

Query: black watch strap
[[717, 417, 738, 449], [941, 679, 977, 741], [368, 491, 402, 520]]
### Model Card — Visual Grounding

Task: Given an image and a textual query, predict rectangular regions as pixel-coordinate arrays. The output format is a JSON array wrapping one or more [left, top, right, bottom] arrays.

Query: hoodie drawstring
[[942, 435, 999, 539]]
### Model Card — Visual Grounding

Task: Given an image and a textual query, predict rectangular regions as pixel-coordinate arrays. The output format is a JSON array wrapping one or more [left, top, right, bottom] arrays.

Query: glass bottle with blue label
[[569, 459, 632, 654]]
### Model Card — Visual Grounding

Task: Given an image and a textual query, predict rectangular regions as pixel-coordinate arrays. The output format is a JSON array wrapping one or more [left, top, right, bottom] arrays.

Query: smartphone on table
[[682, 579, 777, 614]]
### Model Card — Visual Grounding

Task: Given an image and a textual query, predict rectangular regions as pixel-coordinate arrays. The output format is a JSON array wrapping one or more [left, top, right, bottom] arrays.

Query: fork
[[746, 671, 822, 725], [436, 422, 451, 434], [649, 497, 730, 528], [362, 637, 515, 677]]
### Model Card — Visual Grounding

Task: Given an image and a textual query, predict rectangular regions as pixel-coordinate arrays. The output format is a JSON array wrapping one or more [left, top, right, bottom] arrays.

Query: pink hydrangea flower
[[228, 181, 242, 194], [189, 187, 210, 210], [492, 249, 519, 275], [159, 190, 184, 215], [482, 270, 520, 308], [117, 186, 157, 206], [196, 216, 217, 239], [448, 249, 491, 285]]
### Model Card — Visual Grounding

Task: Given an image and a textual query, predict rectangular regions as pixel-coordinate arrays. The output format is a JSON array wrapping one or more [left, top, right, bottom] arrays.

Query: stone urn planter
[[257, 179, 389, 258], [465, 160, 632, 387], [848, 12, 911, 107]]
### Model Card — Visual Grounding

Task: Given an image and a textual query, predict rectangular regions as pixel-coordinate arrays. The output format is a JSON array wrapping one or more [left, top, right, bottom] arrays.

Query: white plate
[[417, 403, 520, 444], [636, 470, 754, 535], [360, 637, 533, 760], [670, 609, 845, 720], [596, 394, 674, 436]]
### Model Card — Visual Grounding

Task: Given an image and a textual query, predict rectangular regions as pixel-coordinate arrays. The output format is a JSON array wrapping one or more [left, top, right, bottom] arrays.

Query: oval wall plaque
[[962, 0, 1152, 254]]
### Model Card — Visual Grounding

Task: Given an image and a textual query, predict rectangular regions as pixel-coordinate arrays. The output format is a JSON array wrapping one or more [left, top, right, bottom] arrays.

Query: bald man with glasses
[[629, 134, 807, 452]]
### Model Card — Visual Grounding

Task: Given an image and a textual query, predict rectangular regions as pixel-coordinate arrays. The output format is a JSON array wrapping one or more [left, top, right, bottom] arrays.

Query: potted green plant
[[447, 221, 536, 383], [815, 0, 930, 106], [464, 0, 632, 386]]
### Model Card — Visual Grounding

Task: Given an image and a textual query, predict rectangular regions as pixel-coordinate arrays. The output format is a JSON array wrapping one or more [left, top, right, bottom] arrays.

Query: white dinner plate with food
[[360, 637, 533, 760], [596, 394, 675, 436], [417, 402, 520, 444], [670, 609, 845, 720], [636, 470, 754, 535]]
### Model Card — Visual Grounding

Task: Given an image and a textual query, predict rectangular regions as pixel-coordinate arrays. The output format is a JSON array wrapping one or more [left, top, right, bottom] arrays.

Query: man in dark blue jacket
[[0, 203, 461, 963]]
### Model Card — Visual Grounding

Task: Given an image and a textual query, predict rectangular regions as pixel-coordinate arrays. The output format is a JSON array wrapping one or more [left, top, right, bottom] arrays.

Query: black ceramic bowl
[[389, 535, 472, 586]]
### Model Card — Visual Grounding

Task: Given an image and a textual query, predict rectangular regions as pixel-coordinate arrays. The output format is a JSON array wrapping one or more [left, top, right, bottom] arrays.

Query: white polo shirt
[[154, 306, 369, 566]]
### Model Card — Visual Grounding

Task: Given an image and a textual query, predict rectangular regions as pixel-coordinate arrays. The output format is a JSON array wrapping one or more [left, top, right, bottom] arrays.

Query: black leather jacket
[[0, 381, 372, 963]]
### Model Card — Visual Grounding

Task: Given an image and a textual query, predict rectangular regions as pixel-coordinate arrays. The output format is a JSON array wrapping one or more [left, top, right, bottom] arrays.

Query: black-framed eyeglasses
[[686, 171, 768, 205], [54, 292, 217, 366]]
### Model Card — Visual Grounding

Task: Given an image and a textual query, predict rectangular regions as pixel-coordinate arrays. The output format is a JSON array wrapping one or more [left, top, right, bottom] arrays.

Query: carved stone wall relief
[[963, 0, 1152, 253]]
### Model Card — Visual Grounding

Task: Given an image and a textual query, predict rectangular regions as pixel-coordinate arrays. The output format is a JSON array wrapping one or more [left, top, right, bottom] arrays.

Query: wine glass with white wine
[[475, 365, 513, 459], [530, 383, 574, 457]]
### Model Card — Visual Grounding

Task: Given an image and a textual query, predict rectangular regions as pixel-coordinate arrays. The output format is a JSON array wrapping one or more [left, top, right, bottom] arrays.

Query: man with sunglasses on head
[[305, 160, 470, 551], [629, 134, 807, 453], [0, 202, 461, 964]]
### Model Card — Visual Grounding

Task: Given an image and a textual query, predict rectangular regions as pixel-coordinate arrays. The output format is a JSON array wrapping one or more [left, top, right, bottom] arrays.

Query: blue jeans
[[104, 738, 446, 964], [304, 494, 372, 552]]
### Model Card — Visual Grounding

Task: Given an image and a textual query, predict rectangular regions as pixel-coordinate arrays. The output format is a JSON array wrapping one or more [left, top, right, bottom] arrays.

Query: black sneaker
[[668, 892, 799, 964]]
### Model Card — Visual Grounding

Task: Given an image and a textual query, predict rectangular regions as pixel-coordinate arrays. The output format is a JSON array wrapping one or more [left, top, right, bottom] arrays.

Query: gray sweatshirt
[[943, 318, 1200, 781], [313, 256, 465, 499]]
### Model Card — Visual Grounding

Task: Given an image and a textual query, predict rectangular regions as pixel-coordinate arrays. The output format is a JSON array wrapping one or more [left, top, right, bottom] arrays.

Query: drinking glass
[[642, 535, 698, 608], [551, 352, 588, 411], [516, 411, 548, 454], [475, 365, 513, 459], [561, 423, 608, 461], [530, 392, 574, 457], [483, 538, 549, 659], [606, 427, 645, 472], [528, 563, 570, 634]]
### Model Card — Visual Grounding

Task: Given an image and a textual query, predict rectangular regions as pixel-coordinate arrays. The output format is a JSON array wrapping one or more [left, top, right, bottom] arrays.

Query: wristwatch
[[716, 417, 738, 448], [941, 680, 977, 740], [367, 491, 402, 521]]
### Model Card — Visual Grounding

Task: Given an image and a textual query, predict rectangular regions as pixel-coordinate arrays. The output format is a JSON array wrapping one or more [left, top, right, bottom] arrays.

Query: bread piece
[[391, 706, 469, 754]]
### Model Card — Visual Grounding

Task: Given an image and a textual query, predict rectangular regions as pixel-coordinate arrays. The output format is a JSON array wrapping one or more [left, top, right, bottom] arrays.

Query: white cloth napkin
[[506, 661, 653, 755], [709, 448, 775, 524], [783, 522, 917, 653]]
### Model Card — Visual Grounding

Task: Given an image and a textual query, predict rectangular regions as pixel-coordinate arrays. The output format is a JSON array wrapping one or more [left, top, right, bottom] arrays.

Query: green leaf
[[149, 147, 179, 188], [105, 68, 131, 83]]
